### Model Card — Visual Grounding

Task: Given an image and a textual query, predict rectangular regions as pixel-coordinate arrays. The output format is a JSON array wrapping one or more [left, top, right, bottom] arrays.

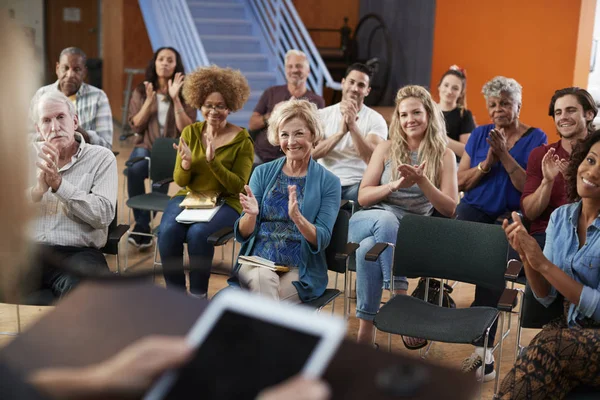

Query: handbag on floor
[[410, 278, 456, 308]]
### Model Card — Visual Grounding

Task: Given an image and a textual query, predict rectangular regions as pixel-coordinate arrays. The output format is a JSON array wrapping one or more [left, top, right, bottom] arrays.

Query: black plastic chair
[[101, 204, 129, 274], [367, 214, 518, 398], [124, 137, 178, 271], [303, 208, 358, 318]]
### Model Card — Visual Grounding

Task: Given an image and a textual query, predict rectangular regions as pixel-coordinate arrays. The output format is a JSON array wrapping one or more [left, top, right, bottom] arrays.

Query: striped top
[[31, 134, 117, 248], [371, 151, 433, 219], [32, 82, 114, 149]]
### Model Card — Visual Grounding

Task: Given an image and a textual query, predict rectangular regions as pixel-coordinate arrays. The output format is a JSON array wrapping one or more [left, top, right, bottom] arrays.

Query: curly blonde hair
[[267, 99, 324, 145], [389, 85, 447, 187], [182, 65, 250, 111]]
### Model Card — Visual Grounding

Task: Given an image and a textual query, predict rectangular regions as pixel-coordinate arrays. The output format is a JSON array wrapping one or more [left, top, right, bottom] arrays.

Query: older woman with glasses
[[158, 65, 254, 298]]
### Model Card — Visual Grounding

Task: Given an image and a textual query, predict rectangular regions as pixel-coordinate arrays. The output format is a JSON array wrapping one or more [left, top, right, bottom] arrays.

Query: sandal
[[401, 335, 428, 350]]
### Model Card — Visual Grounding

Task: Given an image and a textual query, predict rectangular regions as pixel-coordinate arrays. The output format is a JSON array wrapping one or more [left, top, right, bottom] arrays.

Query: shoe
[[461, 347, 496, 382], [128, 225, 153, 249], [401, 335, 428, 350]]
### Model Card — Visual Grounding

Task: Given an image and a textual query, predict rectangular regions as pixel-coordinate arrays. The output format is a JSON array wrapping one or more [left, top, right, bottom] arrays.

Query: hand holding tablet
[[144, 290, 346, 400]]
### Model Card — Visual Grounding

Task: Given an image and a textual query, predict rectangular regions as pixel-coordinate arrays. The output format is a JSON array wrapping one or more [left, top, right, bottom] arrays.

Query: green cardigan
[[173, 121, 254, 214]]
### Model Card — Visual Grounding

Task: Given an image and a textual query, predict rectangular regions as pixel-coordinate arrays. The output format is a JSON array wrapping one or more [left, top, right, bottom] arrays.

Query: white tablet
[[144, 289, 346, 400]]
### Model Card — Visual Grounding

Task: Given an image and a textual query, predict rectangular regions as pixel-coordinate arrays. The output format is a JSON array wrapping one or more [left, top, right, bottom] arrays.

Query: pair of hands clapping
[[339, 100, 359, 133], [173, 134, 215, 170], [502, 212, 548, 273], [541, 147, 568, 182], [32, 141, 62, 200], [240, 184, 302, 221], [484, 128, 509, 166], [143, 72, 185, 106], [388, 161, 426, 192]]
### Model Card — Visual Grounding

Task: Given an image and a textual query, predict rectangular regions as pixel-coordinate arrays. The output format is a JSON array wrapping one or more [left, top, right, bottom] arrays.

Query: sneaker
[[461, 347, 496, 382], [128, 225, 153, 249]]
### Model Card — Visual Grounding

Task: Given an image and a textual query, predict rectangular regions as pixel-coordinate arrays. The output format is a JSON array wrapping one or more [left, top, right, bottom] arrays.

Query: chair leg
[[124, 208, 133, 273], [16, 304, 21, 334], [480, 330, 491, 400], [387, 333, 392, 353], [331, 273, 339, 316], [494, 313, 505, 397], [514, 289, 524, 360]]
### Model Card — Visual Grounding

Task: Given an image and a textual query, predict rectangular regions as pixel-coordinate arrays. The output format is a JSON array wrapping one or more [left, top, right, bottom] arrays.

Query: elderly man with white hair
[[29, 90, 117, 298], [249, 49, 325, 164]]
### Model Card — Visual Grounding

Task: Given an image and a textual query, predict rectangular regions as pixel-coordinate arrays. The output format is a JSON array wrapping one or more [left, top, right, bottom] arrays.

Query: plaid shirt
[[33, 82, 113, 149], [32, 134, 117, 249]]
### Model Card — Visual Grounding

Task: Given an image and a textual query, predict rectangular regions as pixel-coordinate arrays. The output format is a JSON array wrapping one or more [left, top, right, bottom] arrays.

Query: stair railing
[[138, 0, 209, 72], [248, 0, 342, 95]]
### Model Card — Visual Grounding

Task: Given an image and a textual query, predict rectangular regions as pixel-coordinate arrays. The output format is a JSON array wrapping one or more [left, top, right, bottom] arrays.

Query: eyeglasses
[[202, 104, 228, 112]]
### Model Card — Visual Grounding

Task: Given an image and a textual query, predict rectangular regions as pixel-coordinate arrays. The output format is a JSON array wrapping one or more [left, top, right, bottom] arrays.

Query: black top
[[442, 107, 475, 161]]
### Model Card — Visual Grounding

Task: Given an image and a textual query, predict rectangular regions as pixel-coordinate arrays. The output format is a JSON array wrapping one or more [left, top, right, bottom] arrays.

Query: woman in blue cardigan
[[231, 99, 341, 303]]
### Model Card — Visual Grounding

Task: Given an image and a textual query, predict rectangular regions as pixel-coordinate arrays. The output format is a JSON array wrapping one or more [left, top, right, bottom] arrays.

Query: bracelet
[[477, 162, 491, 174], [175, 108, 185, 114]]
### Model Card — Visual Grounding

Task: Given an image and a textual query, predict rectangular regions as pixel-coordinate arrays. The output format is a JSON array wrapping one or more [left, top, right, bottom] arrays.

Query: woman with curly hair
[[230, 100, 341, 303], [158, 65, 254, 297], [499, 131, 600, 399], [349, 85, 458, 347], [127, 47, 196, 248], [437, 65, 476, 160]]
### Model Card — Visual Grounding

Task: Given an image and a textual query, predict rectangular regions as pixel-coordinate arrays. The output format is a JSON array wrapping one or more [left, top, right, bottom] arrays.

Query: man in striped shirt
[[32, 47, 113, 149], [30, 91, 117, 298]]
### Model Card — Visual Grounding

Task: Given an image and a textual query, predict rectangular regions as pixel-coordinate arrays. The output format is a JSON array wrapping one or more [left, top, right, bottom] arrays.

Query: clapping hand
[[288, 185, 301, 222], [239, 185, 259, 216], [205, 132, 215, 162], [502, 212, 549, 272], [487, 128, 508, 157], [36, 141, 62, 191], [168, 72, 184, 100], [541, 147, 565, 182], [143, 81, 156, 106], [173, 137, 192, 170]]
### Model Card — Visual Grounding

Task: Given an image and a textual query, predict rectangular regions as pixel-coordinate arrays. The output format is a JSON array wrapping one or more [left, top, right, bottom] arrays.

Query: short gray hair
[[32, 91, 77, 126], [482, 76, 522, 105], [284, 49, 309, 69], [267, 99, 324, 146], [59, 47, 87, 64]]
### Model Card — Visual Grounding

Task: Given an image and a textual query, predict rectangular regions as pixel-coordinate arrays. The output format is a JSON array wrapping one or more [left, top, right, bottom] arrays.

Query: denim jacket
[[537, 201, 600, 325]]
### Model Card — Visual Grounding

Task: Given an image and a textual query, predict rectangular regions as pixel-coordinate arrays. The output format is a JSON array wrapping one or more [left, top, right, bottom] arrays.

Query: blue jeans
[[127, 147, 168, 230], [341, 182, 360, 204], [349, 209, 407, 321], [158, 196, 240, 295]]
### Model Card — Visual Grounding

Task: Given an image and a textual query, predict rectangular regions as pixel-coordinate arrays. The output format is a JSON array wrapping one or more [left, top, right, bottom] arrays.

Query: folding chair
[[367, 214, 518, 398], [124, 137, 178, 272], [304, 208, 358, 319]]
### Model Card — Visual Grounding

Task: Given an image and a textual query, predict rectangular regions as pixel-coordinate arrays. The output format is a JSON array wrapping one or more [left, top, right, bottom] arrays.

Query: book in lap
[[179, 191, 220, 209], [176, 205, 222, 224], [238, 256, 291, 272]]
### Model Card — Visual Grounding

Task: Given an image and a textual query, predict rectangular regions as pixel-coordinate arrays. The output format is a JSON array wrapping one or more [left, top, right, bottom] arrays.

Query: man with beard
[[249, 49, 325, 164], [313, 63, 388, 203], [521, 87, 597, 247], [30, 91, 117, 298], [31, 47, 114, 149]]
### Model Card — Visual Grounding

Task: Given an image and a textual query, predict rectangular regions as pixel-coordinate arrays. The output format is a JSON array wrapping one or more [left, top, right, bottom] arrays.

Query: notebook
[[238, 255, 291, 272], [176, 205, 222, 224]]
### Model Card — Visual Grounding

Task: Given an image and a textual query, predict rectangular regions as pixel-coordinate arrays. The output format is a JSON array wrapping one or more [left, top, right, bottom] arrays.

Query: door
[[44, 0, 99, 85]]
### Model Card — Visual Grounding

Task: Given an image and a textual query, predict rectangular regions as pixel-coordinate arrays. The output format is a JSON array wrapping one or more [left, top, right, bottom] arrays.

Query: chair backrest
[[521, 284, 565, 329], [393, 214, 508, 291], [149, 137, 179, 182], [325, 208, 351, 274]]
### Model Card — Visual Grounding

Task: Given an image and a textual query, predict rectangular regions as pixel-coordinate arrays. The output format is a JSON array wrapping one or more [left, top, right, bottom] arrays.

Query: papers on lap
[[176, 205, 222, 224], [238, 255, 291, 272]]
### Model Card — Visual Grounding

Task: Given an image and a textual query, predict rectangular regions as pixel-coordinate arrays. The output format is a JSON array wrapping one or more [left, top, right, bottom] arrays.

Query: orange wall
[[431, 0, 595, 143]]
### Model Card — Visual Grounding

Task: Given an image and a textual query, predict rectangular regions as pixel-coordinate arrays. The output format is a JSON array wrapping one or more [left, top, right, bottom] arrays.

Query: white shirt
[[318, 103, 388, 186], [157, 94, 169, 137]]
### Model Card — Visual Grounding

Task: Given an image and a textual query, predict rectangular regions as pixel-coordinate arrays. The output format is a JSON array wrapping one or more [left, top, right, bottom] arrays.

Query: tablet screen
[[162, 309, 321, 399]]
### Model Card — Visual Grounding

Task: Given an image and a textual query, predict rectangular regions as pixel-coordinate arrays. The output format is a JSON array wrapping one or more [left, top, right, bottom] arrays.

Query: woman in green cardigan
[[158, 66, 254, 297]]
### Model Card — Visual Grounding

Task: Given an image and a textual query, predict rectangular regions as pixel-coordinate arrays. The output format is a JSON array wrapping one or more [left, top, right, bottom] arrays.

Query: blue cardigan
[[230, 157, 341, 302]]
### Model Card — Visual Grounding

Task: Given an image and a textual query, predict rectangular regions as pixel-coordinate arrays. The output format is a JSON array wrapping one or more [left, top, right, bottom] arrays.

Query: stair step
[[200, 35, 262, 53], [242, 72, 279, 91], [187, 2, 246, 19], [209, 53, 270, 73], [195, 18, 253, 36]]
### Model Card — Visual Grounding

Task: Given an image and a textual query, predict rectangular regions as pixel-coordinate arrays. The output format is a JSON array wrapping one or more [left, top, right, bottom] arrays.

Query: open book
[[238, 256, 291, 272]]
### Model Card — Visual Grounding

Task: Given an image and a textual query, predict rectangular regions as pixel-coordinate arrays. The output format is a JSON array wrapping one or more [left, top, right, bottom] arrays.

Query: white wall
[[1, 0, 45, 82]]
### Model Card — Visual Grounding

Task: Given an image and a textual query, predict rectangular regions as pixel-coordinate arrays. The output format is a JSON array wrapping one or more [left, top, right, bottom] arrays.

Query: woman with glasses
[[158, 65, 254, 298], [127, 47, 196, 249]]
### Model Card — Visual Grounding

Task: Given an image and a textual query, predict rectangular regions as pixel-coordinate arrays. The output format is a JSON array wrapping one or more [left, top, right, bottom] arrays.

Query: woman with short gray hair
[[456, 76, 547, 381]]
